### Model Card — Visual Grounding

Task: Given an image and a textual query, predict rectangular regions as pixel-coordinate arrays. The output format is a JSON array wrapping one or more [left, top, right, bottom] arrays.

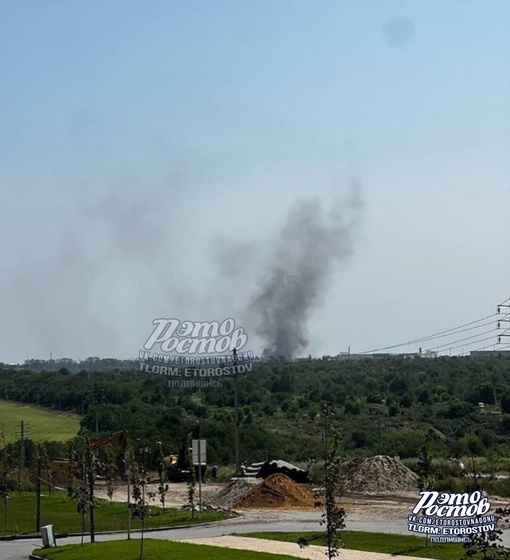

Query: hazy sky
[[1, 1, 509, 363]]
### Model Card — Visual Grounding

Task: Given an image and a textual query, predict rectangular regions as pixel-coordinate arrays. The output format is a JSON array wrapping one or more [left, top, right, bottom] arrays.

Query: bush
[[215, 465, 236, 483], [307, 460, 325, 485]]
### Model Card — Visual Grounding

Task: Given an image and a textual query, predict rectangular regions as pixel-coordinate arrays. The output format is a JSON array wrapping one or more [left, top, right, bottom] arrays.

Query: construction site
[[91, 454, 428, 521]]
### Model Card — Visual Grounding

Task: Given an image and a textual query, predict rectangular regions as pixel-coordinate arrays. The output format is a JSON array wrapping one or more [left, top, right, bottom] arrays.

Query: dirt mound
[[341, 455, 419, 494], [209, 478, 261, 509], [234, 473, 315, 509]]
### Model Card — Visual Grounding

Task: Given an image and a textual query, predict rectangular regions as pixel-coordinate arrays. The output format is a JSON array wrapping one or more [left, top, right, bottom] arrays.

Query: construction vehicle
[[50, 429, 128, 486], [163, 452, 207, 482], [163, 424, 207, 482], [89, 429, 129, 476]]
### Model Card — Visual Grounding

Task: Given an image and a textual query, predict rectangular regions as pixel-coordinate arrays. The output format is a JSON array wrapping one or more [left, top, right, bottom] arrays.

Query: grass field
[[0, 491, 228, 536], [240, 531, 466, 560], [32, 532, 471, 560], [0, 400, 81, 443], [33, 539, 300, 560]]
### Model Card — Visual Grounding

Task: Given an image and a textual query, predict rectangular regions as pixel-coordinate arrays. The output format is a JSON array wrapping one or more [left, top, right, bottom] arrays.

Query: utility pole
[[36, 445, 42, 532], [378, 413, 382, 455], [497, 299, 510, 350], [93, 383, 99, 437], [197, 432, 203, 512], [125, 449, 131, 540], [233, 348, 241, 476], [16, 421, 28, 491]]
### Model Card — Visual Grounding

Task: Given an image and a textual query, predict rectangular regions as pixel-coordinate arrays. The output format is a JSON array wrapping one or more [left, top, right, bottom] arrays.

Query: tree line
[[1, 356, 510, 465]]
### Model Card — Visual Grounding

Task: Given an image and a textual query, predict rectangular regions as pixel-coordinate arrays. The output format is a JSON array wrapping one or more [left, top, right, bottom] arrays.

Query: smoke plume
[[248, 183, 363, 360]]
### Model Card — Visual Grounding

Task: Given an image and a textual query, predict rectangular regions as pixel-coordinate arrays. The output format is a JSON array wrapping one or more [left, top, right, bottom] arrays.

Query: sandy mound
[[341, 455, 419, 494], [209, 478, 261, 509], [234, 473, 315, 509]]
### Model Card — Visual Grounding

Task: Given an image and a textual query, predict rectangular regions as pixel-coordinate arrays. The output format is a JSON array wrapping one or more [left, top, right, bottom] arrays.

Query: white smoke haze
[[1, 181, 193, 362], [246, 182, 364, 360], [0, 174, 363, 363]]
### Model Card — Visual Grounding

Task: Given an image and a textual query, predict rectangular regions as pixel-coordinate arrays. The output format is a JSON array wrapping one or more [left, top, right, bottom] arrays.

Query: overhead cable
[[360, 313, 497, 354]]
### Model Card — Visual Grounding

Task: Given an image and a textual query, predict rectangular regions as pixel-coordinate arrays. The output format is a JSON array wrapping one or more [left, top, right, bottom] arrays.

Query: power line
[[437, 315, 510, 355], [497, 297, 510, 346], [425, 328, 498, 353], [359, 313, 497, 354], [461, 342, 499, 355], [414, 320, 496, 342], [497, 296, 510, 308], [461, 342, 510, 356], [425, 320, 503, 355], [436, 335, 499, 355]]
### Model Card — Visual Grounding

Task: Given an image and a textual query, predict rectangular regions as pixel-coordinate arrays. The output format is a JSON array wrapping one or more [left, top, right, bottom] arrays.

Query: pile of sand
[[209, 478, 261, 509], [341, 455, 419, 494], [234, 473, 315, 509]]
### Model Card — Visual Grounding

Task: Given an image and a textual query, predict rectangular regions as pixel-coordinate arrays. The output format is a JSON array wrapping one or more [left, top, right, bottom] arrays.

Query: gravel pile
[[234, 473, 315, 509], [341, 455, 419, 494], [209, 478, 261, 509]]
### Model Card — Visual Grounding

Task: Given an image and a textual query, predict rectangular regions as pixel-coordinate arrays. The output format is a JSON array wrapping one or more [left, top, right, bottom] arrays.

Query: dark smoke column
[[248, 186, 363, 361]]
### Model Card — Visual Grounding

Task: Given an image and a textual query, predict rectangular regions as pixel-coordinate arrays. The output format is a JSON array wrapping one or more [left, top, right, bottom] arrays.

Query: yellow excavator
[[50, 429, 128, 486]]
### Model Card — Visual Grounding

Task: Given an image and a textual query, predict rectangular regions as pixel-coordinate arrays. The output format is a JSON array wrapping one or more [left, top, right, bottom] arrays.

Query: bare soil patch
[[235, 474, 315, 509], [93, 480, 226, 509]]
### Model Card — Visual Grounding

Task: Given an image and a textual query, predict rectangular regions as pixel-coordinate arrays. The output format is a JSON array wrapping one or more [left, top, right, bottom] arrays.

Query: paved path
[[0, 520, 407, 560], [176, 536, 431, 560], [4, 513, 510, 560]]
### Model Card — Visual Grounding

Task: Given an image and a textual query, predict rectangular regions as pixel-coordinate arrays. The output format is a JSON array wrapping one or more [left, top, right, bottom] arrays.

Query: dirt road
[[93, 480, 425, 521], [94, 479, 227, 509]]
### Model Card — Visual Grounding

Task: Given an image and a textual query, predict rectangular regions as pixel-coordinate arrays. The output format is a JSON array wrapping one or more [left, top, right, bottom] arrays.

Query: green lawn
[[0, 400, 80, 443], [31, 532, 479, 560], [0, 491, 228, 536], [33, 539, 300, 560], [240, 531, 466, 560]]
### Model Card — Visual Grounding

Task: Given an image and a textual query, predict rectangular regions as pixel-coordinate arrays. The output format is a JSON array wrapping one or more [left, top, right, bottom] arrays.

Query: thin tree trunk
[[81, 513, 85, 546], [89, 470, 95, 542], [3, 496, 7, 532], [140, 482, 145, 560], [140, 516, 145, 560], [36, 450, 42, 532]]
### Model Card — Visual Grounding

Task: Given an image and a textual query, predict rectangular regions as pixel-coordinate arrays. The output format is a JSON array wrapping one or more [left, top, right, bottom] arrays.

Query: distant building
[[331, 351, 441, 361], [334, 353, 367, 361], [470, 350, 510, 359]]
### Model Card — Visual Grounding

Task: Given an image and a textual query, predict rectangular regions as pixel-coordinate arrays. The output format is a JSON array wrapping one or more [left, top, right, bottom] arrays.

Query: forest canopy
[[0, 356, 509, 465]]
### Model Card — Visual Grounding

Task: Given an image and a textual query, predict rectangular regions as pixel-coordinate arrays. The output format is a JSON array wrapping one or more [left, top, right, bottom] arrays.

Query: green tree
[[66, 436, 98, 545], [103, 446, 117, 502], [35, 444, 42, 533], [185, 431, 197, 518], [130, 454, 152, 560], [462, 507, 509, 560], [299, 403, 346, 559], [416, 429, 434, 491], [470, 382, 496, 405], [500, 393, 510, 413], [0, 437, 10, 532], [156, 441, 169, 513]]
